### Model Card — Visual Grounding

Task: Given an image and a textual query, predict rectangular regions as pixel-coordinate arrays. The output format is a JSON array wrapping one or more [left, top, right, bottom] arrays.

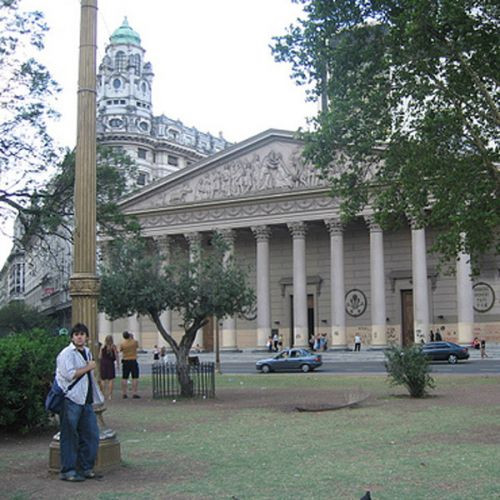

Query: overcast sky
[[1, 0, 317, 268]]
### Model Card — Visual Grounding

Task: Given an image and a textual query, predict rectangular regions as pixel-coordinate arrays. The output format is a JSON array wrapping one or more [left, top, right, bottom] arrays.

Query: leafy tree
[[99, 234, 255, 396], [0, 0, 60, 223], [272, 0, 499, 270], [19, 145, 140, 249], [0, 301, 56, 337], [384, 344, 435, 398]]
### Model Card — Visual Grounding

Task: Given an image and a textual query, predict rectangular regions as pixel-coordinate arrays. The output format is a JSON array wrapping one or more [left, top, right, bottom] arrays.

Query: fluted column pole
[[155, 235, 173, 344], [219, 229, 237, 350], [365, 216, 387, 347], [456, 237, 474, 344], [411, 220, 430, 343], [69, 0, 100, 363], [185, 232, 203, 348], [251, 225, 272, 348], [288, 221, 308, 347], [325, 218, 346, 348]]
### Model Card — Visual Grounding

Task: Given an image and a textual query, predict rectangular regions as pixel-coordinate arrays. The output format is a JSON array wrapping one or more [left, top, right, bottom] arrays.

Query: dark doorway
[[401, 289, 414, 346], [202, 316, 214, 352], [289, 294, 315, 347]]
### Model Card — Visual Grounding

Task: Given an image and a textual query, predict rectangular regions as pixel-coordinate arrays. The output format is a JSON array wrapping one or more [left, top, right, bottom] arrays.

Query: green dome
[[110, 17, 141, 46]]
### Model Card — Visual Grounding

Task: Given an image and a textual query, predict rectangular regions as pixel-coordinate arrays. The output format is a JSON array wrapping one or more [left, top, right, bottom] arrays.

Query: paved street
[[137, 344, 500, 375]]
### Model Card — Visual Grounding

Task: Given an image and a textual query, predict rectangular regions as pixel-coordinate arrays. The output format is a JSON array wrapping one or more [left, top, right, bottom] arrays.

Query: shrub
[[0, 301, 56, 338], [0, 329, 69, 432], [384, 344, 435, 398]]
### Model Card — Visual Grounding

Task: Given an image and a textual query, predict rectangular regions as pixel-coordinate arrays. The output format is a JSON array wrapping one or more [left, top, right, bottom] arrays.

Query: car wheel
[[448, 354, 458, 364], [261, 364, 271, 374], [301, 364, 311, 373]]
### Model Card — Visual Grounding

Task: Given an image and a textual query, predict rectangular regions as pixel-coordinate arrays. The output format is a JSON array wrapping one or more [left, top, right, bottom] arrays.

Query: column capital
[[185, 231, 202, 247], [324, 218, 344, 236], [153, 235, 172, 258], [287, 221, 307, 238], [217, 228, 236, 246], [251, 225, 271, 242], [364, 215, 383, 232]]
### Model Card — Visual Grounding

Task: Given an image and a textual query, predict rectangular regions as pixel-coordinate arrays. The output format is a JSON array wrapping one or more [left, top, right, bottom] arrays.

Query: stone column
[[155, 235, 172, 346], [219, 229, 237, 350], [411, 222, 430, 342], [325, 219, 346, 348], [287, 222, 308, 347], [251, 225, 272, 349], [366, 216, 387, 347], [456, 241, 474, 344], [185, 232, 203, 348]]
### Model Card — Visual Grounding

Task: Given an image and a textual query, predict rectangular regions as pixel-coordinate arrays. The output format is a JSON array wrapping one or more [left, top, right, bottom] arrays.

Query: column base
[[49, 437, 121, 474]]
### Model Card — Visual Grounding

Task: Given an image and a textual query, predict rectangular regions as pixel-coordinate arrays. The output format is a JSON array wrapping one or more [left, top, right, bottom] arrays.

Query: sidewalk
[[138, 343, 499, 365]]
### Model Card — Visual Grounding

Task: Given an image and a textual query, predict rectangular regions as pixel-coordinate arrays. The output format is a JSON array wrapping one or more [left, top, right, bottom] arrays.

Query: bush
[[0, 301, 56, 338], [0, 329, 69, 432], [384, 344, 435, 398]]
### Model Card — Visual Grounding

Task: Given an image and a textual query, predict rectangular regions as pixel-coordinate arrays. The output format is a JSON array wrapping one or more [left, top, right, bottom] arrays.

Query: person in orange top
[[119, 331, 140, 399]]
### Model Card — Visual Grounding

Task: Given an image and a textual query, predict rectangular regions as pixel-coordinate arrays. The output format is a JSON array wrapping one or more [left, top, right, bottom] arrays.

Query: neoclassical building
[[98, 130, 500, 350]]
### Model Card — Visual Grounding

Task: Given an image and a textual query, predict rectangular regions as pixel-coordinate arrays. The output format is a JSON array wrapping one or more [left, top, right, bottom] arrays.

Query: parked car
[[256, 348, 322, 373], [421, 342, 470, 364]]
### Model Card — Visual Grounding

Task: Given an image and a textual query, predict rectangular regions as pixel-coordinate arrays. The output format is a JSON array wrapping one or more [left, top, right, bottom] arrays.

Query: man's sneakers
[[60, 472, 86, 482], [83, 470, 103, 480]]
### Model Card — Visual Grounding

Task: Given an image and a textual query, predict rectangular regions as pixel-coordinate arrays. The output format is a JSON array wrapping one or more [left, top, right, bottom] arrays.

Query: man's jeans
[[60, 398, 99, 475]]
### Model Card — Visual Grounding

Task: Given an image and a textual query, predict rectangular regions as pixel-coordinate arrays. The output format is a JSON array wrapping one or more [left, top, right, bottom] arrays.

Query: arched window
[[115, 51, 126, 71], [129, 54, 141, 76]]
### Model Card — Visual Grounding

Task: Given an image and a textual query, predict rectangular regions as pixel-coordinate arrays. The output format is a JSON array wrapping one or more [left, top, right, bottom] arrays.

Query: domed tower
[[97, 17, 153, 137]]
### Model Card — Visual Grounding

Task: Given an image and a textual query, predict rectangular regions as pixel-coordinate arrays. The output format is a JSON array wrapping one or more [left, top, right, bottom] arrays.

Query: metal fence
[[152, 360, 215, 399]]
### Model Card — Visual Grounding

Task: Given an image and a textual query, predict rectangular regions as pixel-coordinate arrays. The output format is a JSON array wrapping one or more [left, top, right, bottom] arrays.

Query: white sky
[[0, 0, 317, 268]]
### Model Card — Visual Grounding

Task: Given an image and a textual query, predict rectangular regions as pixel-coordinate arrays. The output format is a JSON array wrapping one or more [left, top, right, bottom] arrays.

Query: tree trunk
[[176, 345, 194, 397]]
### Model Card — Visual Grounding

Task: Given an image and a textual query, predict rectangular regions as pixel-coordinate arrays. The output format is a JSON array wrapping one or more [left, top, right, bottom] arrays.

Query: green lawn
[[2, 374, 500, 499]]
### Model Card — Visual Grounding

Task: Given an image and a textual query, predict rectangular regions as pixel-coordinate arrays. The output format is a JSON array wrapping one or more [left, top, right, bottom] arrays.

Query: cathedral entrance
[[289, 294, 315, 347], [401, 290, 414, 346], [202, 316, 214, 352]]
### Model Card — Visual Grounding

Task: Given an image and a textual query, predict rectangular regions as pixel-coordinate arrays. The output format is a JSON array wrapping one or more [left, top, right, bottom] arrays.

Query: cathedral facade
[[98, 130, 500, 350]]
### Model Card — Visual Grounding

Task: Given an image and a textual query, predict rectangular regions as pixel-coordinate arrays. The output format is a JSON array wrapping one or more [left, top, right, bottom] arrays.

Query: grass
[[2, 374, 500, 499]]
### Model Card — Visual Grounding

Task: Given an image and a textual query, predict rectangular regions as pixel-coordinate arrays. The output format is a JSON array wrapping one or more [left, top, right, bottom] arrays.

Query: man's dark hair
[[123, 331, 130, 339], [71, 323, 89, 337]]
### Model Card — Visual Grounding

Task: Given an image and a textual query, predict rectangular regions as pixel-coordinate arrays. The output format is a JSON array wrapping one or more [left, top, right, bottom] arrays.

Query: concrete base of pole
[[49, 437, 121, 473]]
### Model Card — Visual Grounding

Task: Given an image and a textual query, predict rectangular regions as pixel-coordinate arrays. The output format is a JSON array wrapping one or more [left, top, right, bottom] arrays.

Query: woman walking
[[100, 335, 119, 400]]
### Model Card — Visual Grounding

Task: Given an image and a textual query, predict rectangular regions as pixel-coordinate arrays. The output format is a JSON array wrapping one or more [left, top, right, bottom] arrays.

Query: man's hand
[[86, 360, 96, 372]]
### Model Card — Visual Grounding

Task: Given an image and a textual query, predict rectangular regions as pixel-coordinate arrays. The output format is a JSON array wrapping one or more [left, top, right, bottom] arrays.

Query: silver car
[[256, 348, 322, 373]]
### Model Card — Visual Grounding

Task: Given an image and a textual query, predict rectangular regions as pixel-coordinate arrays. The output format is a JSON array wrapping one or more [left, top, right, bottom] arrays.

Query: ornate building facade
[[0, 19, 230, 321], [99, 130, 500, 350]]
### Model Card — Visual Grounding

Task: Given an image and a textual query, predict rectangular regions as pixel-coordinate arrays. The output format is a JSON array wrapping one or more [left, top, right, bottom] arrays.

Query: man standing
[[120, 331, 140, 399], [354, 334, 362, 352], [56, 323, 104, 482]]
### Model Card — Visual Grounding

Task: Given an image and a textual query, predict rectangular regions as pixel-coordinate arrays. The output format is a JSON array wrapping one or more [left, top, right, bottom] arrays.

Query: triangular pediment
[[120, 129, 333, 213]]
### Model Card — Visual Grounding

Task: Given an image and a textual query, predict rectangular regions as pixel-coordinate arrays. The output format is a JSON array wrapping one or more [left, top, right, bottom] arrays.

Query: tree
[[384, 344, 435, 398], [0, 0, 60, 223], [18, 145, 140, 249], [0, 301, 56, 337], [272, 0, 499, 270], [99, 234, 255, 396]]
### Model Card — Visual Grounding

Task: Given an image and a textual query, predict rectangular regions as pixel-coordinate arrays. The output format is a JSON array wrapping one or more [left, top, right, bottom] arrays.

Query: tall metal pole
[[69, 0, 100, 364]]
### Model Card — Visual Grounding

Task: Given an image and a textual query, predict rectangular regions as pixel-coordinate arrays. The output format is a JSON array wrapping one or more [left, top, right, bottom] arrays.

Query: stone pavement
[[138, 343, 499, 366]]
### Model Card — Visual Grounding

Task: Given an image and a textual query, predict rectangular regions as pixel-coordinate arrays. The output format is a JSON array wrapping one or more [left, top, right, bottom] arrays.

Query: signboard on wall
[[473, 282, 495, 313]]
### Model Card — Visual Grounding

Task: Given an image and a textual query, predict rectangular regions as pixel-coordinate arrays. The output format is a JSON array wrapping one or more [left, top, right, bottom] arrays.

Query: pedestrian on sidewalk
[[480, 339, 489, 359], [354, 334, 362, 352], [120, 331, 140, 399]]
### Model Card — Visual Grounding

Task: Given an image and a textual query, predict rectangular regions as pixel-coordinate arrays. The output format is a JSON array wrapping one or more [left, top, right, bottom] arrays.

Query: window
[[113, 78, 121, 89], [137, 172, 147, 186], [109, 118, 123, 128], [137, 148, 147, 159], [129, 54, 141, 76], [115, 51, 126, 71], [167, 155, 178, 166], [9, 262, 25, 295], [139, 121, 149, 131]]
